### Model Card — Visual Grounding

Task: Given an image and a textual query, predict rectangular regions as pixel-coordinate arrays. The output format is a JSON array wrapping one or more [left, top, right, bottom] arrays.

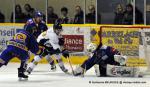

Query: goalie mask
[[86, 43, 97, 53], [114, 55, 127, 66]]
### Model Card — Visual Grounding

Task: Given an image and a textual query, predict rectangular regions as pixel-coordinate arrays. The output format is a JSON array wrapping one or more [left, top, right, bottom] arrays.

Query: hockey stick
[[66, 57, 75, 75]]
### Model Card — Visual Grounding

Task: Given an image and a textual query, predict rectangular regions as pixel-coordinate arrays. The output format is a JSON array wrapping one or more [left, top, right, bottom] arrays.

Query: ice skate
[[26, 67, 33, 75], [18, 68, 28, 81], [60, 66, 69, 74], [50, 64, 56, 72]]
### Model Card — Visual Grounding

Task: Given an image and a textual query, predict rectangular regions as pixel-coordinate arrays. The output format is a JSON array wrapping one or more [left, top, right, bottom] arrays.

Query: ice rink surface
[[0, 63, 150, 87]]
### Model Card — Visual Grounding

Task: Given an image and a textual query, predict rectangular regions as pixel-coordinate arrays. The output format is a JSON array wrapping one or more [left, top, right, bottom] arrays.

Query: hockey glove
[[58, 37, 64, 46], [38, 46, 48, 56], [52, 48, 61, 54], [62, 49, 69, 58], [38, 39, 49, 46], [44, 47, 61, 55]]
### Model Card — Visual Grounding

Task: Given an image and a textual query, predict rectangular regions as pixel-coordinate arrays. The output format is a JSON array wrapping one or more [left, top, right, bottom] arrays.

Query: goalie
[[74, 43, 128, 77]]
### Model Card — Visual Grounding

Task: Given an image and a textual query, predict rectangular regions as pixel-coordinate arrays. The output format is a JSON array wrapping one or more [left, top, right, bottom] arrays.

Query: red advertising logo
[[63, 35, 84, 52]]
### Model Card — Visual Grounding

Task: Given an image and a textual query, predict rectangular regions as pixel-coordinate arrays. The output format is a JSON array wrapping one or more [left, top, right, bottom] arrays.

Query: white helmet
[[86, 43, 97, 52]]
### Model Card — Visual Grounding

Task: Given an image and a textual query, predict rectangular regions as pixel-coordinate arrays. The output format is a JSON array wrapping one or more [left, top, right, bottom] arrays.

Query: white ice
[[0, 63, 150, 87]]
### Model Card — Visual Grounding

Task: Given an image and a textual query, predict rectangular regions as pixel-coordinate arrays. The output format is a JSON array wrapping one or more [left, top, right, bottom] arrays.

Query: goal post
[[140, 29, 150, 72]]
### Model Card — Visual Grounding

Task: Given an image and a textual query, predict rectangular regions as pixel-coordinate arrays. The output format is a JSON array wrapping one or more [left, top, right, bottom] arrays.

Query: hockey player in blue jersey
[[0, 23, 45, 80], [24, 11, 48, 38], [74, 43, 121, 77]]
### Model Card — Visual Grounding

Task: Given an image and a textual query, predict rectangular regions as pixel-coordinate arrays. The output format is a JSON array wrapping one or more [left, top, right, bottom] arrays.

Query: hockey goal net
[[99, 26, 150, 72]]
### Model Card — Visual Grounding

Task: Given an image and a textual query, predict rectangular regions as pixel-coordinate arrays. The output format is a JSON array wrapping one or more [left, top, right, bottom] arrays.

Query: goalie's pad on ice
[[107, 64, 138, 77]]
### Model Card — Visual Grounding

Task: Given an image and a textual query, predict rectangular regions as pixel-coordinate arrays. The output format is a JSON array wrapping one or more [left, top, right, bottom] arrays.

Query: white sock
[[28, 55, 41, 69], [54, 54, 64, 67]]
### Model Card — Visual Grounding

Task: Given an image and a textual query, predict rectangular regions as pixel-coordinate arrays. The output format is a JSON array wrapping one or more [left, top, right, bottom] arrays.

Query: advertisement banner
[[101, 27, 140, 57], [0, 25, 92, 57], [62, 26, 91, 56], [100, 26, 150, 66], [0, 26, 23, 53], [63, 35, 84, 52], [0, 27, 14, 52]]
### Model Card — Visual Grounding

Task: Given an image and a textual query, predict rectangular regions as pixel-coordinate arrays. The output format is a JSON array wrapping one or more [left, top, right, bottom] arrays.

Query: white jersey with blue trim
[[37, 31, 48, 42], [37, 27, 61, 50]]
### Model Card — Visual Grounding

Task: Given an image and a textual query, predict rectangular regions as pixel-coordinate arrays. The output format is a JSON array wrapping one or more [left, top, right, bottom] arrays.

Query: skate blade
[[73, 72, 84, 77], [63, 70, 76, 76], [24, 71, 30, 75], [64, 71, 72, 75], [18, 77, 28, 81], [50, 69, 57, 72]]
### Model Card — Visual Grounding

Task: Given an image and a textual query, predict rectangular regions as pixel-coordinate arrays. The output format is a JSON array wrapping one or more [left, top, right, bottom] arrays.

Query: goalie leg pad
[[107, 64, 138, 77], [94, 64, 100, 77]]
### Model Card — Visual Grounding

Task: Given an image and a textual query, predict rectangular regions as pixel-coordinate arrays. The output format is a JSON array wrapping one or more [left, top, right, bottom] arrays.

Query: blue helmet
[[34, 11, 43, 18]]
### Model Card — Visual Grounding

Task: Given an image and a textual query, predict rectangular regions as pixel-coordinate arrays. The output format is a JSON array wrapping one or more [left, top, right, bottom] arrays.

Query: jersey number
[[14, 33, 27, 42]]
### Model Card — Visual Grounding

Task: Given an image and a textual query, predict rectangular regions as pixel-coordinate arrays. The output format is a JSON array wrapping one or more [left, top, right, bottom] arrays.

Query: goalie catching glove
[[114, 55, 127, 66]]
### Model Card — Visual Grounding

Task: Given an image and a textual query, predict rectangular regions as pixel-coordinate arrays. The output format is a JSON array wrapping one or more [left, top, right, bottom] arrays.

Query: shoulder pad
[[26, 19, 34, 25]]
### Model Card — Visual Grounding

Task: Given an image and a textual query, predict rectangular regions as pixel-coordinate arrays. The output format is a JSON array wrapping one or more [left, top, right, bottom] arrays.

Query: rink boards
[[0, 24, 150, 66]]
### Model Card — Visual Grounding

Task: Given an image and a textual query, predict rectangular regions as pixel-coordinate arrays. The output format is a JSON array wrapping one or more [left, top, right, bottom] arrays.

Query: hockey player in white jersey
[[26, 19, 69, 74]]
